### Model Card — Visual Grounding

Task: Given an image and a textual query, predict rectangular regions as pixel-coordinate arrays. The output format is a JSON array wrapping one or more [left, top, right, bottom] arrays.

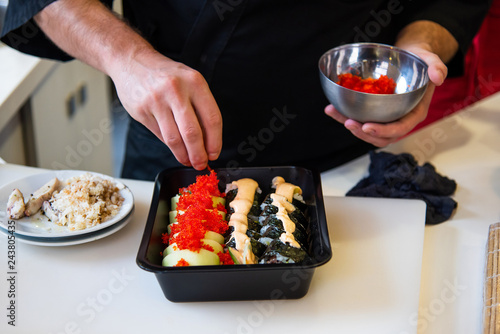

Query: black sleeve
[[0, 0, 113, 61], [395, 0, 493, 76]]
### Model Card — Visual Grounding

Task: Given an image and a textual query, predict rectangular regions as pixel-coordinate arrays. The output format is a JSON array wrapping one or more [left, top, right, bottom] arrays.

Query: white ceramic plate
[[0, 170, 134, 240], [0, 209, 133, 246]]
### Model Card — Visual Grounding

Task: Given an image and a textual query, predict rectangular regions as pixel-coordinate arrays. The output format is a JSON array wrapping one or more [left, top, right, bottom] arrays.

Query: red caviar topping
[[202, 244, 214, 252], [176, 204, 228, 235], [177, 191, 214, 211], [177, 169, 224, 212], [170, 219, 206, 251], [167, 169, 234, 265], [161, 232, 170, 245], [337, 73, 396, 94], [174, 259, 190, 267], [216, 202, 226, 212], [218, 252, 235, 265], [186, 169, 223, 197]]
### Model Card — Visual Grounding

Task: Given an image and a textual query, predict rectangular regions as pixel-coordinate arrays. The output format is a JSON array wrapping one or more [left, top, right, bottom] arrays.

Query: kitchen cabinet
[[29, 60, 114, 175], [0, 111, 26, 165]]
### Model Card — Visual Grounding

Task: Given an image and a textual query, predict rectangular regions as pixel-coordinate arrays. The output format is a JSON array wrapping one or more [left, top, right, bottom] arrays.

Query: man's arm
[[34, 0, 222, 170], [396, 20, 459, 85], [325, 20, 459, 147]]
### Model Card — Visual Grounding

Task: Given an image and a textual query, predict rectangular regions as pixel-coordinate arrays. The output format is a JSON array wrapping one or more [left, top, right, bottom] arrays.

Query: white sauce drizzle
[[271, 176, 302, 203], [280, 233, 300, 249], [269, 192, 301, 248], [228, 178, 259, 264]]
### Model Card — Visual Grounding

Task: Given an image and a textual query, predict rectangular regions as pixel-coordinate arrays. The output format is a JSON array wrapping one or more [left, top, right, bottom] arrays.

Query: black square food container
[[136, 166, 332, 302]]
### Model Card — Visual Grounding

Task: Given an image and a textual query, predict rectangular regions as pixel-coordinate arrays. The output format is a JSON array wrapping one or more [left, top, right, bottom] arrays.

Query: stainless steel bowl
[[319, 43, 429, 123]]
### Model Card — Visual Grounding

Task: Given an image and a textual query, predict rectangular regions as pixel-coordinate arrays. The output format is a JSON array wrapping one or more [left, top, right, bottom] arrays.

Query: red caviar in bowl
[[337, 73, 396, 94]]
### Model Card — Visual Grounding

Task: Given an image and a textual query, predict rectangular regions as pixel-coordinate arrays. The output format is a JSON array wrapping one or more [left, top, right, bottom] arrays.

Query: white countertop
[[0, 91, 499, 333], [0, 164, 427, 334]]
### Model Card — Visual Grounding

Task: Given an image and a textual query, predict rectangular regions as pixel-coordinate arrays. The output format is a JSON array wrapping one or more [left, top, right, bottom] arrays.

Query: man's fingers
[[153, 106, 193, 167], [191, 84, 223, 162], [114, 55, 223, 170], [361, 83, 436, 139], [168, 104, 208, 170], [324, 104, 348, 123], [399, 46, 448, 86], [157, 69, 212, 170]]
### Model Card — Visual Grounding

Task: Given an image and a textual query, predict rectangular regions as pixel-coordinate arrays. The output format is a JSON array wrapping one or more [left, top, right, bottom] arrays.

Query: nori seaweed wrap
[[250, 238, 267, 258], [259, 193, 309, 229], [259, 239, 309, 264], [290, 195, 308, 214], [269, 176, 308, 213], [259, 214, 308, 249], [226, 232, 267, 258], [224, 214, 261, 238], [224, 176, 311, 265], [225, 188, 262, 217]]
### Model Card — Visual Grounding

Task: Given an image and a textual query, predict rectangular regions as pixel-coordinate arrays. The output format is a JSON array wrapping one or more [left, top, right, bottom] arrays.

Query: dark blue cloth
[[346, 151, 458, 224]]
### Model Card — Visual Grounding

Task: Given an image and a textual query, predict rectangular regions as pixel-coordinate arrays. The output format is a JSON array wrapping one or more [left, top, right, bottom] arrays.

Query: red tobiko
[[172, 170, 228, 250], [161, 232, 170, 245], [167, 169, 231, 266], [169, 218, 206, 251], [174, 259, 190, 267], [177, 169, 224, 211], [337, 73, 396, 94], [175, 202, 228, 236], [218, 251, 235, 265]]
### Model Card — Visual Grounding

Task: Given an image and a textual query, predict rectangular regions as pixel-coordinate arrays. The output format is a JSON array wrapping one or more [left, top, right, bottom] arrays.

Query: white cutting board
[[307, 196, 427, 333], [132, 196, 427, 334]]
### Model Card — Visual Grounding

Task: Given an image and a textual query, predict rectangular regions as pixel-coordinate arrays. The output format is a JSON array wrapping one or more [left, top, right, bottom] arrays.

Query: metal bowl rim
[[318, 42, 429, 96]]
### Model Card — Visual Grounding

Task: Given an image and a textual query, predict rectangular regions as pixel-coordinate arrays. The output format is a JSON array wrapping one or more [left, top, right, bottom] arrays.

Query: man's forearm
[[395, 20, 459, 63], [34, 0, 155, 77]]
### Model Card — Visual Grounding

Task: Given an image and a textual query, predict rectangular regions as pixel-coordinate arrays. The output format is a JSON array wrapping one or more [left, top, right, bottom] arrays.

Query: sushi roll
[[224, 178, 263, 264], [225, 179, 262, 217], [226, 230, 268, 260], [259, 214, 308, 249], [257, 178, 311, 264], [259, 239, 309, 264], [258, 192, 309, 248], [224, 214, 261, 243], [271, 176, 308, 213], [259, 193, 309, 229]]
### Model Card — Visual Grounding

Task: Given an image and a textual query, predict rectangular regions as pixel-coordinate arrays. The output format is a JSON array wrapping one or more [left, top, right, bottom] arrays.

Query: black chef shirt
[[1, 0, 491, 180]]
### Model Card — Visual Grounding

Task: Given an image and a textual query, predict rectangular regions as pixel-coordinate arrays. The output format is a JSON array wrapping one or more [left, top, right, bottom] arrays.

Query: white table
[[321, 92, 500, 334], [1, 92, 499, 333]]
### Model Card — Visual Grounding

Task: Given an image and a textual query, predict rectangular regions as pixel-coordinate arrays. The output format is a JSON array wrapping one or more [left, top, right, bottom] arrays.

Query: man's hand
[[35, 0, 222, 170], [325, 20, 458, 147], [111, 50, 222, 170]]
